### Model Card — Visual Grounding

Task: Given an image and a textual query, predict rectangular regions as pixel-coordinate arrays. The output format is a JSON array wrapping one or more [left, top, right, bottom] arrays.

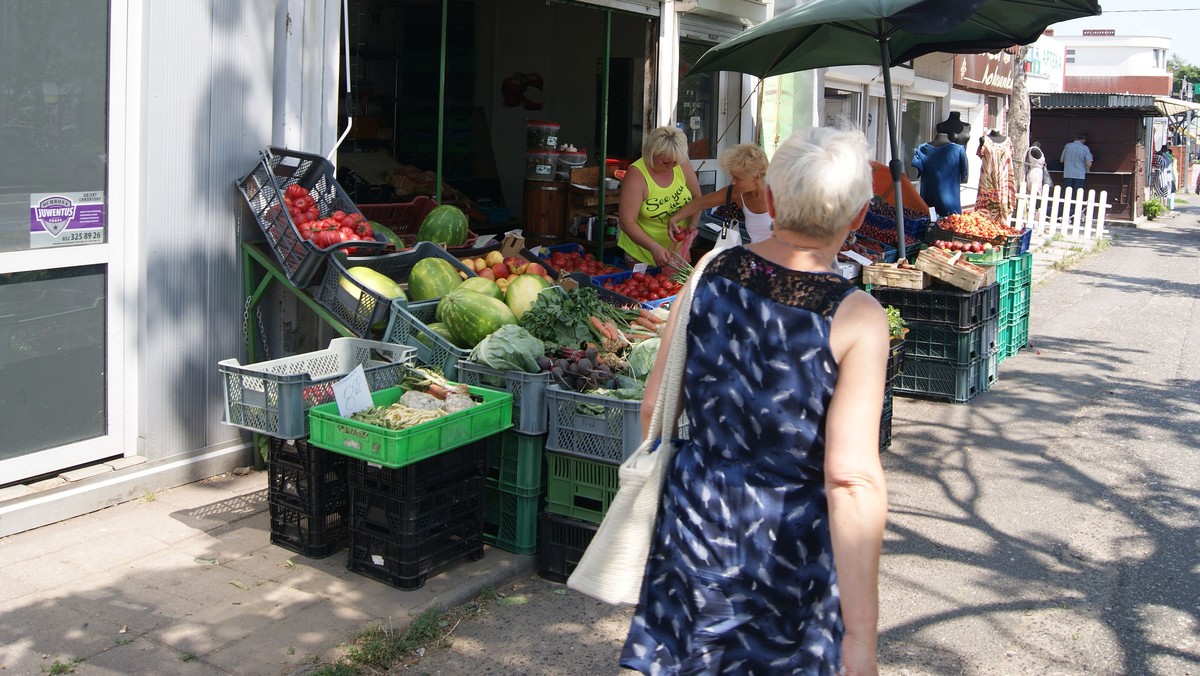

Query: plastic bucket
[[525, 151, 560, 181], [558, 150, 587, 170], [526, 120, 561, 150]]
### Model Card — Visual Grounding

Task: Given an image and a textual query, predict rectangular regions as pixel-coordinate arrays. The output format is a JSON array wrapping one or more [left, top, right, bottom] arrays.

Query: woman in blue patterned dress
[[621, 126, 890, 675]]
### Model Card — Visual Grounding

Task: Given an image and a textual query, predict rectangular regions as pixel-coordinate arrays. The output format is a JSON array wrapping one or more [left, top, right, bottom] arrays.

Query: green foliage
[[1168, 56, 1199, 99], [42, 658, 83, 674], [885, 306, 907, 339], [344, 609, 449, 671], [1144, 197, 1166, 220]]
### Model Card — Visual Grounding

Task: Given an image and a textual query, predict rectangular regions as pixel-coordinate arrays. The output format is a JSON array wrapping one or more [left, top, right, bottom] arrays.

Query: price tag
[[842, 250, 873, 266], [333, 364, 372, 417], [632, 263, 649, 274]]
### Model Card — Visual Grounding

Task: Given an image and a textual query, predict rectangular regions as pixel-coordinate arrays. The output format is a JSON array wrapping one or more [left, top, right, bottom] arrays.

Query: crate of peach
[[914, 247, 997, 293], [927, 213, 1031, 259]]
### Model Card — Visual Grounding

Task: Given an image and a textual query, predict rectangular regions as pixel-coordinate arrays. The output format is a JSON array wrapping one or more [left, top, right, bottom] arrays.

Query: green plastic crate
[[544, 451, 619, 525], [980, 257, 1013, 293], [483, 479, 542, 554], [997, 323, 1011, 364], [1010, 253, 1033, 289], [308, 385, 513, 468], [486, 430, 546, 496], [1008, 313, 1030, 354], [1008, 286, 1030, 321], [902, 318, 997, 366], [893, 355, 990, 403]]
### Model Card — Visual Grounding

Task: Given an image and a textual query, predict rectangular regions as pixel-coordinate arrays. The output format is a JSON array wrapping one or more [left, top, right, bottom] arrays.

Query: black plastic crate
[[268, 437, 348, 508], [872, 283, 999, 330], [902, 318, 998, 367], [267, 438, 348, 558], [349, 473, 485, 543], [236, 147, 384, 288], [346, 441, 486, 499], [893, 354, 990, 403], [347, 517, 484, 590], [879, 410, 893, 450], [537, 512, 598, 583], [314, 242, 476, 338]]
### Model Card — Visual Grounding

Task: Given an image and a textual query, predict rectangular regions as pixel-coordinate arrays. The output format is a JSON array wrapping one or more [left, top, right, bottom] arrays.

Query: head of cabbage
[[627, 337, 660, 380]]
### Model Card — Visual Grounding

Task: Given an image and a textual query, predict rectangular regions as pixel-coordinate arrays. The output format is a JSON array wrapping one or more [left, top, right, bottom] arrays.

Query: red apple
[[501, 75, 523, 107], [478, 268, 496, 281], [525, 262, 547, 276], [504, 257, 529, 275], [491, 262, 510, 279]]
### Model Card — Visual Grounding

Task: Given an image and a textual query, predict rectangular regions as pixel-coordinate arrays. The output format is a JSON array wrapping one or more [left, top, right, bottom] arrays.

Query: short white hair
[[766, 127, 872, 241]]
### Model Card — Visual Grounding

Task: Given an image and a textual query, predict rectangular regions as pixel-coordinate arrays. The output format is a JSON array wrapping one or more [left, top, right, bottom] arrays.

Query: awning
[[1155, 96, 1200, 118]]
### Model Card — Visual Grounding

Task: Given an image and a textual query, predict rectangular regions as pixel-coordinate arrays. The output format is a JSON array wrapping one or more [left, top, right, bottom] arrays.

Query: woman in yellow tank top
[[617, 126, 702, 269]]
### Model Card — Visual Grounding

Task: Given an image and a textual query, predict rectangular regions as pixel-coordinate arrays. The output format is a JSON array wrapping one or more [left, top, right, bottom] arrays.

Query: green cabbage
[[627, 337, 660, 380], [468, 324, 545, 373]]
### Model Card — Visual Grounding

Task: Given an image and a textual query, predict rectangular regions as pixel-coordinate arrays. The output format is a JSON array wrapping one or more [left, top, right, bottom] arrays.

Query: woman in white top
[[668, 143, 772, 244]]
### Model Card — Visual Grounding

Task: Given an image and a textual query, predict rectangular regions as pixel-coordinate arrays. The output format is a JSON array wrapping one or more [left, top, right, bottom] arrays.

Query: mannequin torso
[[929, 133, 951, 147], [936, 112, 971, 146]]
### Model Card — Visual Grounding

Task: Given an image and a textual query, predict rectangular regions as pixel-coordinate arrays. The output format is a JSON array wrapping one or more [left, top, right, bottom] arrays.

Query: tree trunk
[[1008, 46, 1031, 191]]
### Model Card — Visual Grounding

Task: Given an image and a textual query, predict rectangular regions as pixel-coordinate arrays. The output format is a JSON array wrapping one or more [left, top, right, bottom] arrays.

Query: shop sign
[[953, 52, 1015, 95], [29, 191, 105, 248]]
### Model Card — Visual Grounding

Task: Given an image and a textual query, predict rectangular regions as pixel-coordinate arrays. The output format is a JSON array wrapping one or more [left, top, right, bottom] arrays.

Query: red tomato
[[332, 210, 346, 223]]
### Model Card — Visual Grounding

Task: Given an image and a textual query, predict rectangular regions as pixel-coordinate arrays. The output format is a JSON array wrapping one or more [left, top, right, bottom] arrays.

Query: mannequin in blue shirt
[[912, 132, 968, 216]]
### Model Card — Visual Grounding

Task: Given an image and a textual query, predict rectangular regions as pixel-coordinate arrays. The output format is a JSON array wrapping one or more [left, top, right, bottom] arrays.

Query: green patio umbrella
[[689, 0, 1102, 258]]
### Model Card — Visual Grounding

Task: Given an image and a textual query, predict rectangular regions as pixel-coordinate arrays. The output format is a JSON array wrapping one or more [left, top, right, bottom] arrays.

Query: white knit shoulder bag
[[566, 250, 717, 605]]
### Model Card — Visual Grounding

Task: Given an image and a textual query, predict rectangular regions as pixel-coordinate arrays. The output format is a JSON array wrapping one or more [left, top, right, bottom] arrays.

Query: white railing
[[1011, 182, 1110, 240]]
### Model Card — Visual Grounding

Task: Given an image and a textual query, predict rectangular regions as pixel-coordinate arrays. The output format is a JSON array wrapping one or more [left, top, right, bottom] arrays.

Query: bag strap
[[724, 184, 735, 207], [635, 249, 718, 457]]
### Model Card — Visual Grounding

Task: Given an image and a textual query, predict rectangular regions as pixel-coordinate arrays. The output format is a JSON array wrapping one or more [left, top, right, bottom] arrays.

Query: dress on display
[[974, 136, 1016, 225], [912, 142, 968, 215], [622, 247, 855, 676]]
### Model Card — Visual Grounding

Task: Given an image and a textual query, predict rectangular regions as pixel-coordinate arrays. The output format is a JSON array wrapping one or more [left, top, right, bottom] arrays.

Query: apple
[[495, 277, 511, 292], [983, 242, 994, 252], [501, 75, 524, 107], [504, 257, 529, 275], [478, 268, 496, 281], [522, 87, 545, 111], [525, 262, 547, 276], [484, 250, 504, 267], [522, 72, 544, 90], [491, 262, 510, 279]]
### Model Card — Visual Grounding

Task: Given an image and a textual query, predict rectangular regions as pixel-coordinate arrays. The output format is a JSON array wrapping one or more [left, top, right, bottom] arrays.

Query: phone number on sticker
[[60, 231, 103, 243]]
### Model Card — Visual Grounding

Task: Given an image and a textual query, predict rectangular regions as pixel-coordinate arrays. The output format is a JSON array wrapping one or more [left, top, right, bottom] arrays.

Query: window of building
[[823, 88, 861, 128], [675, 39, 719, 162], [900, 98, 934, 181]]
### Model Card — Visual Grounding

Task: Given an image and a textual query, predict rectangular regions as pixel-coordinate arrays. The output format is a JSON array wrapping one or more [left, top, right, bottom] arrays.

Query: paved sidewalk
[[0, 469, 534, 675]]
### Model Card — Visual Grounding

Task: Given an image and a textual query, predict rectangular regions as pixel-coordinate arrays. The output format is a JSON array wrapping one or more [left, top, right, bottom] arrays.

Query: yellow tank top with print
[[617, 158, 692, 265]]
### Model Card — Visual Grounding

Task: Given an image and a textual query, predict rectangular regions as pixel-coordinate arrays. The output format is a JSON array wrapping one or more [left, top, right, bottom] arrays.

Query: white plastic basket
[[218, 338, 416, 439]]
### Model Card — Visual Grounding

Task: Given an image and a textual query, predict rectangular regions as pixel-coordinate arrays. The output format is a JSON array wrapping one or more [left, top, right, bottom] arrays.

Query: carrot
[[638, 308, 665, 324], [589, 316, 610, 341], [426, 383, 451, 400]]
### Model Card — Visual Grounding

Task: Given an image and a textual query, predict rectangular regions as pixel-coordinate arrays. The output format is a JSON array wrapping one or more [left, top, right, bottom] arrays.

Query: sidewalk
[[0, 202, 1190, 676], [0, 469, 535, 675]]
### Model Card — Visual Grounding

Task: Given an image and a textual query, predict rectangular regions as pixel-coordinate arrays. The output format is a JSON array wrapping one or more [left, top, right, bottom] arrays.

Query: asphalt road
[[396, 210, 1200, 676]]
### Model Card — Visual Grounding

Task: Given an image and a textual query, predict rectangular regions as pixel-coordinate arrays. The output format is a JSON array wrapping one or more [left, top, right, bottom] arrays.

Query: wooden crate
[[914, 248, 996, 292], [862, 262, 930, 289]]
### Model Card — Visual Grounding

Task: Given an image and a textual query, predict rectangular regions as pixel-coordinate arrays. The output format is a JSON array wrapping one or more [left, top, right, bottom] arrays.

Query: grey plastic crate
[[456, 361, 553, 435], [383, 300, 470, 380], [544, 385, 688, 464], [218, 338, 416, 439]]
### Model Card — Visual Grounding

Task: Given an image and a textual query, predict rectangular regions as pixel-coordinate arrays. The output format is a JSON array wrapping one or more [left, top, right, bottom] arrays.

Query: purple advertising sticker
[[30, 192, 106, 247]]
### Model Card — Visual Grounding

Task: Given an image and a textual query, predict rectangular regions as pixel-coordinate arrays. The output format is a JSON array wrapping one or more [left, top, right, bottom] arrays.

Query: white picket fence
[[1010, 182, 1110, 240]]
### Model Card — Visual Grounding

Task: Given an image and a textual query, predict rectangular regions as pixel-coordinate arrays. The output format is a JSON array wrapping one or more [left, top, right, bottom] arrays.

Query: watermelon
[[417, 205, 469, 246], [417, 321, 469, 349], [373, 222, 409, 250], [459, 276, 504, 301], [440, 289, 518, 347], [340, 266, 406, 301], [504, 273, 552, 320], [408, 257, 464, 301]]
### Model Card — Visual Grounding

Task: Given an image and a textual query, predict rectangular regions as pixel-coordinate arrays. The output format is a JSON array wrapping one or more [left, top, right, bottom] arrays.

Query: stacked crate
[[537, 387, 645, 582], [881, 338, 905, 450], [999, 253, 1033, 361], [456, 361, 554, 556], [872, 284, 1001, 403], [267, 437, 349, 558], [344, 442, 487, 590]]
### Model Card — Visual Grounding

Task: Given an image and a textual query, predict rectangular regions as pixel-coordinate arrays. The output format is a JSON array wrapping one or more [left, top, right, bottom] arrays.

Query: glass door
[[0, 0, 121, 485]]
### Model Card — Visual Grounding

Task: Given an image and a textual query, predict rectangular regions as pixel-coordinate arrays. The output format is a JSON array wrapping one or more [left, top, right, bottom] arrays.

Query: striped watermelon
[[417, 205, 469, 246]]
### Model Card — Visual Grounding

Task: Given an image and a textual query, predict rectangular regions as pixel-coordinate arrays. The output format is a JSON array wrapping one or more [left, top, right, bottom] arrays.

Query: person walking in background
[[1151, 144, 1176, 210], [1059, 132, 1093, 193], [621, 126, 889, 675], [617, 126, 703, 270], [666, 143, 772, 244]]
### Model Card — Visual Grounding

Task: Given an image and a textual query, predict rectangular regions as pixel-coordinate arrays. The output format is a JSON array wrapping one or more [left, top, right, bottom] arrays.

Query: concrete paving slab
[[103, 455, 149, 471], [60, 464, 115, 482], [201, 597, 370, 675], [0, 594, 122, 673], [68, 567, 210, 635], [74, 636, 230, 676], [0, 484, 34, 502]]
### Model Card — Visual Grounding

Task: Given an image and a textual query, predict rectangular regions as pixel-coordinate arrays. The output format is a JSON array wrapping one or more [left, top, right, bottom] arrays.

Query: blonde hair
[[642, 126, 689, 170], [765, 127, 872, 241], [719, 143, 768, 179]]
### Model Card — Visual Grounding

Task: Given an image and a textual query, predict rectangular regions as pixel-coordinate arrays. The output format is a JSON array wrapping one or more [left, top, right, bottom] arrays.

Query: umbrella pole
[[877, 30, 907, 260]]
